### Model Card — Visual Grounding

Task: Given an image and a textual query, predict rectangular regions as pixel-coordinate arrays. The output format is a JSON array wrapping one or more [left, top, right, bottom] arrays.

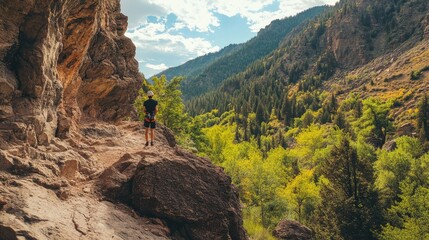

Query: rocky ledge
[[0, 121, 247, 240]]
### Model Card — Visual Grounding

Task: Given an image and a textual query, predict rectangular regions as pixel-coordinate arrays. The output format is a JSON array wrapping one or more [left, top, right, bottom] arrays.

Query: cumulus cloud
[[123, 0, 338, 33], [279, 0, 336, 15], [126, 25, 220, 58], [121, 0, 167, 28], [146, 63, 169, 71], [121, 0, 339, 76], [235, 0, 339, 32], [125, 20, 221, 76]]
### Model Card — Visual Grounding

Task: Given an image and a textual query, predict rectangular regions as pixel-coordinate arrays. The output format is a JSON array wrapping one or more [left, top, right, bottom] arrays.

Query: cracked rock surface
[[0, 121, 247, 240], [1, 179, 169, 240]]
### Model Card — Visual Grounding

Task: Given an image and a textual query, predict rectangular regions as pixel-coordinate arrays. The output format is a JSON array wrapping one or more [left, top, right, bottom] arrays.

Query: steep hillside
[[152, 43, 241, 80], [167, 6, 328, 100], [0, 1, 247, 239], [187, 0, 429, 130]]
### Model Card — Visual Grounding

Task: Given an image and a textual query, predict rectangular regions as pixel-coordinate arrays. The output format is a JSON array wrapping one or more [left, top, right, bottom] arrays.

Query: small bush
[[243, 207, 277, 240], [384, 73, 404, 82], [402, 90, 413, 102], [392, 99, 402, 108], [410, 70, 422, 80], [244, 220, 276, 240]]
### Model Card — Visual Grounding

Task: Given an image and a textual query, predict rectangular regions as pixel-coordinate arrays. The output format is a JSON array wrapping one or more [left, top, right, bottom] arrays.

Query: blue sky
[[121, 0, 339, 78]]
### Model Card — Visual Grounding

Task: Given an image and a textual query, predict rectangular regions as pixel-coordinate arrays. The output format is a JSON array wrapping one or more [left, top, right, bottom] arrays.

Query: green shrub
[[410, 70, 422, 80], [244, 213, 277, 240]]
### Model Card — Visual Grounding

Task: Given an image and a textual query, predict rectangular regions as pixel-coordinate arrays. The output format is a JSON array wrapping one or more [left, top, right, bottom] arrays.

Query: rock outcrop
[[97, 140, 247, 240], [273, 220, 314, 240], [0, 0, 141, 147], [0, 1, 247, 239]]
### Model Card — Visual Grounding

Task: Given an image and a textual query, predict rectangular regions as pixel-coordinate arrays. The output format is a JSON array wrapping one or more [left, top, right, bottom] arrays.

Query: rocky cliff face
[[274, 0, 429, 79], [0, 1, 246, 239], [325, 0, 429, 68], [0, 0, 140, 147]]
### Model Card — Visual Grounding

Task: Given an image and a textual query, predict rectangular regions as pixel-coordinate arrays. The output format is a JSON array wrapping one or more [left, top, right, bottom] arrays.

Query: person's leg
[[150, 128, 154, 143], [144, 120, 150, 146], [145, 127, 149, 146]]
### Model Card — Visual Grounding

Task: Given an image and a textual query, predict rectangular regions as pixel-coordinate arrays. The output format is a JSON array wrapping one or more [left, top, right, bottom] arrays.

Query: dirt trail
[[79, 121, 169, 169]]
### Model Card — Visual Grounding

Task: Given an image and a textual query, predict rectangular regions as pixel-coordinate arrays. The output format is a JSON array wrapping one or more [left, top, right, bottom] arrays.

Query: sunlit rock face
[[0, 0, 141, 147]]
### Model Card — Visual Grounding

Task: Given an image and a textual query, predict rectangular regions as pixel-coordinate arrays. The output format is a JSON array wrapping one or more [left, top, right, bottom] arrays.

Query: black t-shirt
[[144, 98, 158, 114]]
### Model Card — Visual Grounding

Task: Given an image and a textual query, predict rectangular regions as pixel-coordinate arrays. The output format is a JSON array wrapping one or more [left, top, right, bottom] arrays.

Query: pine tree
[[334, 110, 347, 130], [234, 125, 241, 143], [314, 137, 381, 240], [358, 98, 392, 148], [417, 95, 429, 142]]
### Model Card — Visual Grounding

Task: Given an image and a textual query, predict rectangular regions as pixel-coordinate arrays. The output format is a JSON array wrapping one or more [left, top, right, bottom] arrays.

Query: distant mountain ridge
[[155, 6, 328, 100], [152, 43, 242, 81]]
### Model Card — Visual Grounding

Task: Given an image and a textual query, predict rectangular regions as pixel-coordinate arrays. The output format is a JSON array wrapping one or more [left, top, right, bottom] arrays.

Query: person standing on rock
[[143, 91, 158, 146]]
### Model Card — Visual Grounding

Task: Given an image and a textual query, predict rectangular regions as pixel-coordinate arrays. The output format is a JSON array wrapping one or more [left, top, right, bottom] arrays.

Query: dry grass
[[323, 40, 429, 129]]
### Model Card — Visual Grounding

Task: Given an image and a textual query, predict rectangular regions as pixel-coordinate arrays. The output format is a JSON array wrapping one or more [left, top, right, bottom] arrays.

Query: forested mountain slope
[[152, 43, 241, 81], [188, 0, 429, 130], [159, 6, 328, 100], [169, 1, 429, 239]]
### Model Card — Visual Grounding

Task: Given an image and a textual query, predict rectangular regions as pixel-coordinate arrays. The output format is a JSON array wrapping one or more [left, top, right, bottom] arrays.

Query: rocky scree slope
[[0, 1, 246, 239]]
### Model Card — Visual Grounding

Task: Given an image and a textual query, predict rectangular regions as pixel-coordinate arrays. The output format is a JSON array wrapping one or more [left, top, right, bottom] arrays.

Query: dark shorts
[[144, 120, 156, 129]]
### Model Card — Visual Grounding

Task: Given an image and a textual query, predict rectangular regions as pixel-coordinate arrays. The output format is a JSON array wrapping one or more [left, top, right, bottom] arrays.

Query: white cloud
[[126, 25, 220, 57], [236, 0, 339, 32], [121, 0, 339, 76], [146, 63, 169, 71], [153, 0, 220, 32], [123, 0, 339, 33], [278, 0, 332, 15], [125, 18, 221, 76], [209, 0, 275, 17], [121, 0, 167, 28]]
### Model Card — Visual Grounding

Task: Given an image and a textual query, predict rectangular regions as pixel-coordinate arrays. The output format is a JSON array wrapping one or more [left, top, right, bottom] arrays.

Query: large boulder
[[273, 219, 314, 240], [98, 149, 247, 240]]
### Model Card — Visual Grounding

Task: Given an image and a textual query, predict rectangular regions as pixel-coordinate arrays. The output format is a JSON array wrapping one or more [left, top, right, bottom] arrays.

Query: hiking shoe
[[151, 141, 154, 146], [145, 142, 149, 147]]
